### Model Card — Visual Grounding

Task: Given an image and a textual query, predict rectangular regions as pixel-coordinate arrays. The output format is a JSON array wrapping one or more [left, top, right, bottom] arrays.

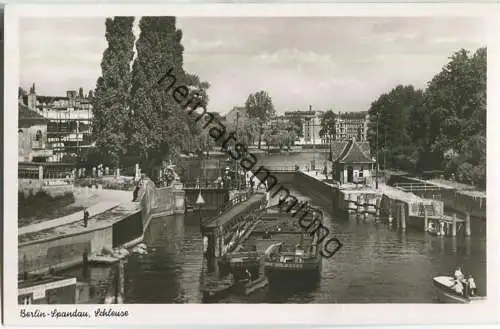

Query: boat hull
[[432, 276, 484, 303], [264, 260, 321, 286]]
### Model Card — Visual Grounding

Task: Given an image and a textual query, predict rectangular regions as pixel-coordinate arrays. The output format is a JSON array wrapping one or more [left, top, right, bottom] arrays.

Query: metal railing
[[394, 182, 443, 192]]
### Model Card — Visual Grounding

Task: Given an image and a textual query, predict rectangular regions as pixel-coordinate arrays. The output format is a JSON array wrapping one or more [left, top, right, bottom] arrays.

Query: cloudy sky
[[20, 16, 487, 114]]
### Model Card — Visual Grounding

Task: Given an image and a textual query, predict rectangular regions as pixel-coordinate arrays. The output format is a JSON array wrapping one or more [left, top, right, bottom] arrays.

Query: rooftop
[[336, 140, 374, 163], [18, 103, 48, 127]]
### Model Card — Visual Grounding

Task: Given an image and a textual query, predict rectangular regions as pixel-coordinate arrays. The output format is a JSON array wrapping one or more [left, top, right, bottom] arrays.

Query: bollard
[[424, 208, 428, 232], [400, 203, 406, 231], [465, 212, 471, 237], [451, 214, 457, 237]]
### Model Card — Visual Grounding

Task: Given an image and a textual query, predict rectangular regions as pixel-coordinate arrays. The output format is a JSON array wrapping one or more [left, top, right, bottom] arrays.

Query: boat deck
[[203, 193, 266, 229]]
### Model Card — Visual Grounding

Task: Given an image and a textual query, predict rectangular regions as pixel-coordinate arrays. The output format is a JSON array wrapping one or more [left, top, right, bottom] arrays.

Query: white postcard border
[[4, 3, 500, 326]]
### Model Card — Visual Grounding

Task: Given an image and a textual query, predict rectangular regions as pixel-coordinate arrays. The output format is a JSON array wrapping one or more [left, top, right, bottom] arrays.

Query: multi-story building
[[21, 84, 94, 162], [284, 109, 324, 145], [334, 111, 369, 141], [224, 106, 248, 127], [18, 103, 53, 162]]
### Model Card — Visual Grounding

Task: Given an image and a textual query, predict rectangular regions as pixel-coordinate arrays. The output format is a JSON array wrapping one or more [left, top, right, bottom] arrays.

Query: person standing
[[467, 275, 477, 296], [83, 209, 89, 228], [454, 267, 464, 282]]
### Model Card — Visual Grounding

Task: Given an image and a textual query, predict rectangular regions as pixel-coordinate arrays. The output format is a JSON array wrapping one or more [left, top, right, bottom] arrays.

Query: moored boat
[[260, 201, 323, 286], [227, 250, 261, 281], [432, 276, 485, 303]]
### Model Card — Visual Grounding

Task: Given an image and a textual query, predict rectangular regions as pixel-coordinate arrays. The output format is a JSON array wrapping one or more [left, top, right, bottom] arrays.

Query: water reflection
[[120, 184, 486, 303]]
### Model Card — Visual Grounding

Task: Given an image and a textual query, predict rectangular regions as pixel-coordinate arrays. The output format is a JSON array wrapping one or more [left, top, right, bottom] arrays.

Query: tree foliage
[[129, 17, 192, 172], [319, 110, 337, 141], [367, 47, 486, 188], [92, 17, 135, 167], [244, 91, 276, 149]]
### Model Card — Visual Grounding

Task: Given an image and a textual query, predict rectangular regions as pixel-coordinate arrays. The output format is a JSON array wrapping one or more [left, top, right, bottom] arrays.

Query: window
[[35, 130, 42, 141], [21, 295, 32, 305]]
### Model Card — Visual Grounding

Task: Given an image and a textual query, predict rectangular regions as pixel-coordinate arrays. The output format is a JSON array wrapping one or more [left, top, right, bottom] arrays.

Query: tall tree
[[92, 16, 135, 168], [365, 47, 486, 188], [367, 85, 424, 172], [129, 17, 190, 173], [244, 91, 276, 149], [424, 47, 486, 185], [319, 110, 337, 141]]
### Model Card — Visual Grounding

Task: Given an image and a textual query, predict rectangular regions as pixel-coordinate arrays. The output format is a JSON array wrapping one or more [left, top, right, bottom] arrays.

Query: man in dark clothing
[[83, 209, 89, 228], [132, 185, 139, 201]]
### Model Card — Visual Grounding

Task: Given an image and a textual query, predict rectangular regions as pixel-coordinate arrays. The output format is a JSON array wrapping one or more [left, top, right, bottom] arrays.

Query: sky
[[19, 16, 487, 114]]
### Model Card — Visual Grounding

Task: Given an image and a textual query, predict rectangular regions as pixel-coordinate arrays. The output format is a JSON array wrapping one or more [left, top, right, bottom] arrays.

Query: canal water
[[118, 183, 486, 304]]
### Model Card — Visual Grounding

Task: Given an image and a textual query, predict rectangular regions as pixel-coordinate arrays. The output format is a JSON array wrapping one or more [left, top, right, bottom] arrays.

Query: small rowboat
[[433, 276, 485, 303]]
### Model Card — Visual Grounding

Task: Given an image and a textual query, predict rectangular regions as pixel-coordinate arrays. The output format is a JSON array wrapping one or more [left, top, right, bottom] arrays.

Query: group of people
[[452, 267, 477, 297]]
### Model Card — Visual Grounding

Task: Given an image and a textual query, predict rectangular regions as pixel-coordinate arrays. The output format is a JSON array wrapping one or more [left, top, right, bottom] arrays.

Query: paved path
[[19, 202, 142, 245], [19, 201, 121, 235]]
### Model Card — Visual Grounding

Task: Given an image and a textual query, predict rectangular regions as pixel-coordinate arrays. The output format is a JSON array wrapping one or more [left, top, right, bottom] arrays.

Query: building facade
[[334, 111, 369, 141], [332, 140, 375, 186], [18, 103, 53, 162], [224, 106, 248, 127], [21, 84, 94, 162], [284, 110, 324, 145]]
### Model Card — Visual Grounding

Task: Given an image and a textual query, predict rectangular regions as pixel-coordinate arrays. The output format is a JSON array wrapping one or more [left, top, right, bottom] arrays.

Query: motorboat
[[432, 276, 485, 303]]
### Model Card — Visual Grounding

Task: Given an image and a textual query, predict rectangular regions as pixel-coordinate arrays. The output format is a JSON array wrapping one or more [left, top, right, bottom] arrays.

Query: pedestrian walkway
[[19, 202, 142, 245], [18, 201, 120, 236], [301, 170, 337, 187]]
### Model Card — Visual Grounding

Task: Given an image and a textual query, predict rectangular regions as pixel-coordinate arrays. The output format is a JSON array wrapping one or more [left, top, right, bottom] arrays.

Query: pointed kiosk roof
[[337, 140, 374, 164]]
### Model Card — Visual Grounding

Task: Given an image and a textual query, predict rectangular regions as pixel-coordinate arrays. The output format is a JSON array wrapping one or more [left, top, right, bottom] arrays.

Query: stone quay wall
[[291, 170, 444, 225], [388, 175, 485, 220], [18, 179, 185, 274]]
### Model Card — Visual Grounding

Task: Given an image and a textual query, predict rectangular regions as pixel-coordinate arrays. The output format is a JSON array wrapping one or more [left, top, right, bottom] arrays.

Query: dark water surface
[[121, 183, 486, 304]]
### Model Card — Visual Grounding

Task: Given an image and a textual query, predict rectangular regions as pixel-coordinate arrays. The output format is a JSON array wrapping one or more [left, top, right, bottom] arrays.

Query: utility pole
[[376, 112, 379, 189], [235, 111, 240, 190], [310, 105, 315, 170]]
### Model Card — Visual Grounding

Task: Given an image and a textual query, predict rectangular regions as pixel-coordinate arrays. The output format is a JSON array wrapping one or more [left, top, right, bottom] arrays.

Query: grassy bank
[[18, 191, 83, 228]]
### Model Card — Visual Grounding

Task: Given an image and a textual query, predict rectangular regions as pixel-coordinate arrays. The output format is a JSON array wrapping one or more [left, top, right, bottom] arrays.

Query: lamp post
[[196, 189, 206, 231], [375, 112, 380, 189]]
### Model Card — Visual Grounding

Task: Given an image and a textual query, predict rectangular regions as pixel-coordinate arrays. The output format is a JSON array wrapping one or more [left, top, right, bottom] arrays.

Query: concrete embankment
[[18, 179, 185, 275], [292, 170, 444, 227], [388, 175, 486, 220]]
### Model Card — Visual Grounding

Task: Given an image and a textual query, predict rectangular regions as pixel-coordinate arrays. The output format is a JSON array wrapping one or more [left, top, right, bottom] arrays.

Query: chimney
[[27, 83, 37, 111]]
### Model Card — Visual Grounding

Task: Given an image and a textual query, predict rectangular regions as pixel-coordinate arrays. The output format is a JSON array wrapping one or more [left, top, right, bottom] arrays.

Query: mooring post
[[375, 198, 381, 217], [400, 203, 406, 231], [388, 202, 393, 223], [465, 212, 471, 237], [364, 196, 369, 219], [439, 220, 445, 236], [356, 195, 362, 216], [424, 207, 428, 232], [396, 203, 400, 228], [451, 213, 457, 237], [118, 260, 125, 303]]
